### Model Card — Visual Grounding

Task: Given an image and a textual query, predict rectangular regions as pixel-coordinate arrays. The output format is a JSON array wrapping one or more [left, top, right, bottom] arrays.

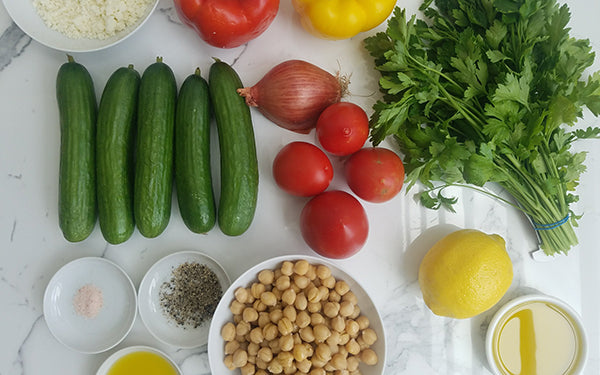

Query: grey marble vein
[[0, 23, 31, 72]]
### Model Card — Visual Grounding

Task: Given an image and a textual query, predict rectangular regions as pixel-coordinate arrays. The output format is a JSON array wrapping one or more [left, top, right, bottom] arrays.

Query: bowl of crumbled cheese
[[2, 0, 159, 52]]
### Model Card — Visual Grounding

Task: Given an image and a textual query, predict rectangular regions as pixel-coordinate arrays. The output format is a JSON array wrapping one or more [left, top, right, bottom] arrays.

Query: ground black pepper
[[159, 261, 223, 328]]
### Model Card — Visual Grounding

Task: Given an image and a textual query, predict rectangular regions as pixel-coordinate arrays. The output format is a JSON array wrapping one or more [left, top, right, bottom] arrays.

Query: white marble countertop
[[0, 1, 599, 374]]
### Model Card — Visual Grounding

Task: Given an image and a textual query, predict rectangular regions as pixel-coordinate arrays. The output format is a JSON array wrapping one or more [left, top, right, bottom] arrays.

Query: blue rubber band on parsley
[[364, 0, 600, 256]]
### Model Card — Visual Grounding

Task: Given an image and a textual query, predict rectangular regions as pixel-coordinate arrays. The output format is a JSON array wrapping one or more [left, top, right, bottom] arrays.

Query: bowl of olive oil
[[96, 346, 181, 375], [486, 294, 588, 375]]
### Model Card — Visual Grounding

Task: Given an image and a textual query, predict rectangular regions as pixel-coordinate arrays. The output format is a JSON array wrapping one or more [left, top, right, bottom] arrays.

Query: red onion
[[237, 60, 349, 134]]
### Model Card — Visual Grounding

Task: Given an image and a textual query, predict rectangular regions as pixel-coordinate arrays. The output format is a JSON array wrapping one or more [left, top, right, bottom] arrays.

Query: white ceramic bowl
[[486, 294, 588, 375], [208, 255, 386, 375], [2, 0, 159, 52], [96, 345, 181, 375], [138, 250, 231, 349], [43, 257, 137, 354]]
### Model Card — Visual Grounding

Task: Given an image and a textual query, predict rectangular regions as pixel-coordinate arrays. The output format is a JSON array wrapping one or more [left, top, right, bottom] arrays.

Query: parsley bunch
[[365, 0, 600, 255]]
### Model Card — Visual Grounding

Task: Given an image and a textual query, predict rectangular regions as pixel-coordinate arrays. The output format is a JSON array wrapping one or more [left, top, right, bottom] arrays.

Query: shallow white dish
[[43, 257, 137, 354], [138, 250, 231, 349], [2, 0, 159, 53], [208, 254, 386, 375], [485, 293, 588, 375], [96, 345, 181, 375]]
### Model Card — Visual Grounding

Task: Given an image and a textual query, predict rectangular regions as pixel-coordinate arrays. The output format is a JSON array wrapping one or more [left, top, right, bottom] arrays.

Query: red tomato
[[273, 142, 333, 197], [300, 190, 369, 259], [173, 0, 280, 48], [344, 147, 405, 203], [316, 102, 369, 156]]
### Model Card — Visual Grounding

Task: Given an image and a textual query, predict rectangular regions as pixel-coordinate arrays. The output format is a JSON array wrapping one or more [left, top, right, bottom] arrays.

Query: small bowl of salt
[[43, 257, 137, 353], [2, 0, 159, 52]]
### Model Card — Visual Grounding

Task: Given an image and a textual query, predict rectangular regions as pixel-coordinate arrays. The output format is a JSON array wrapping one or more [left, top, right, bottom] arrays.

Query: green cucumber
[[96, 65, 140, 244], [175, 68, 216, 233], [56, 55, 97, 242], [209, 60, 259, 236], [134, 57, 177, 238]]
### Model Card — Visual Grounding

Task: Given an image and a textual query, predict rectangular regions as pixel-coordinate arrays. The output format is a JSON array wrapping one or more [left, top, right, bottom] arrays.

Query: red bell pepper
[[173, 0, 280, 49]]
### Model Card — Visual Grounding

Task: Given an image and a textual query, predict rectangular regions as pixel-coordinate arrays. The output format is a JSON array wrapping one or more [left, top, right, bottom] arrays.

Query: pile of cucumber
[[56, 56, 258, 244]]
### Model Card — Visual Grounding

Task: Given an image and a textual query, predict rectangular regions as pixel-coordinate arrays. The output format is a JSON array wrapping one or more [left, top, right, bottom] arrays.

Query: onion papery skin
[[238, 60, 345, 133]]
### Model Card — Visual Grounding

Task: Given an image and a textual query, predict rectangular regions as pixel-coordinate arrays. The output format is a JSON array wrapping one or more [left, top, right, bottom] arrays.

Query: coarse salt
[[73, 283, 103, 319], [32, 0, 155, 40]]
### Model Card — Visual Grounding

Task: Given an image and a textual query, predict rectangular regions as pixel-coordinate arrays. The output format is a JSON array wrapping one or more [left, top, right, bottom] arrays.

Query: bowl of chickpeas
[[207, 255, 385, 375]]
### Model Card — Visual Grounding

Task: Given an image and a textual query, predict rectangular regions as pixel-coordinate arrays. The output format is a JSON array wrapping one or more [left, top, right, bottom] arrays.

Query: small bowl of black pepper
[[138, 250, 230, 349]]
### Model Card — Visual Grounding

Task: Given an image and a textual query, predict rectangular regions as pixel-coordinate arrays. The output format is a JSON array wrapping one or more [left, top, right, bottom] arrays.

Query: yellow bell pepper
[[292, 0, 397, 40]]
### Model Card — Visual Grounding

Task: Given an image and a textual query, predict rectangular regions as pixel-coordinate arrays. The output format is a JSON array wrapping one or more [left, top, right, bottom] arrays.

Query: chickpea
[[231, 300, 245, 315], [311, 358, 327, 370], [323, 301, 340, 318], [283, 304, 297, 322], [251, 283, 266, 299], [331, 352, 347, 370], [256, 368, 268, 375], [280, 261, 294, 276], [318, 285, 330, 301], [260, 291, 278, 306], [236, 320, 251, 336], [279, 334, 294, 351], [307, 301, 322, 313], [291, 343, 308, 362], [272, 287, 283, 300], [281, 288, 297, 305], [345, 320, 360, 338], [294, 275, 310, 289], [305, 264, 317, 280], [334, 370, 350, 375], [224, 354, 235, 370], [263, 323, 279, 341], [294, 292, 308, 311], [270, 308, 283, 324], [275, 275, 291, 291], [347, 356, 360, 372], [316, 265, 332, 279], [257, 347, 273, 363], [331, 315, 345, 332], [339, 332, 350, 346], [328, 290, 341, 303], [360, 348, 378, 365], [345, 339, 360, 355], [314, 343, 332, 362], [277, 351, 294, 368], [277, 317, 294, 336], [283, 364, 297, 375], [296, 358, 312, 373], [232, 348, 249, 368], [355, 315, 370, 330], [249, 327, 264, 344], [243, 307, 259, 323], [322, 275, 336, 289], [225, 340, 240, 354], [268, 359, 284, 374], [349, 305, 361, 319], [334, 281, 350, 296], [293, 333, 302, 345], [327, 331, 341, 347], [258, 312, 270, 327], [293, 260, 310, 275], [339, 301, 354, 317], [222, 322, 236, 341], [342, 291, 357, 305], [235, 287, 251, 303], [313, 324, 331, 343], [248, 342, 260, 357], [310, 312, 325, 326], [362, 328, 378, 346], [306, 285, 321, 303], [240, 363, 256, 375], [296, 310, 311, 328], [253, 299, 268, 313], [299, 326, 315, 343], [269, 338, 281, 355], [256, 358, 268, 370], [258, 269, 275, 285]]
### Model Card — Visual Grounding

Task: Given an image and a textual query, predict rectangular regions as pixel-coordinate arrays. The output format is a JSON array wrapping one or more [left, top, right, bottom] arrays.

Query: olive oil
[[107, 350, 178, 375], [491, 301, 583, 375]]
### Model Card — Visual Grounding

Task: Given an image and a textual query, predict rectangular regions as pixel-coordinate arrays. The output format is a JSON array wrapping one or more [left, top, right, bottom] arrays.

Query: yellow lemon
[[418, 229, 513, 319]]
